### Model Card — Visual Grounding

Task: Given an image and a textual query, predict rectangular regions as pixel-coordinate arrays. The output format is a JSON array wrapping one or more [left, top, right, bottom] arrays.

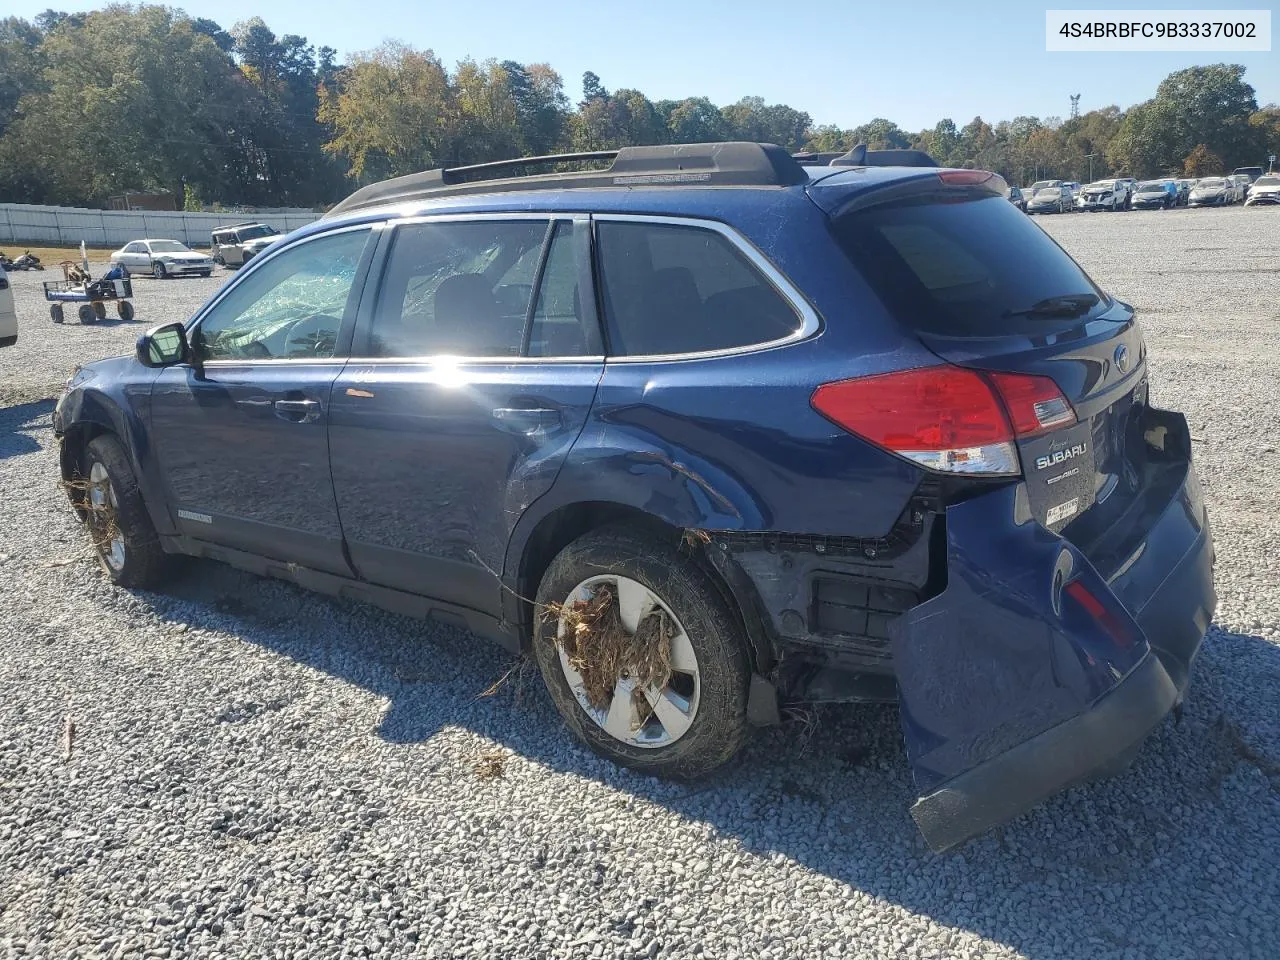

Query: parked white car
[[0, 264, 16, 347], [1244, 174, 1280, 205], [1078, 179, 1130, 211], [110, 239, 215, 279]]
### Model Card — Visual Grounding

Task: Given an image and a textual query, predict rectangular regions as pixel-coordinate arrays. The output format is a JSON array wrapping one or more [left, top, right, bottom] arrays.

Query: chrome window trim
[[591, 213, 821, 363], [336, 355, 607, 367], [188, 212, 819, 367]]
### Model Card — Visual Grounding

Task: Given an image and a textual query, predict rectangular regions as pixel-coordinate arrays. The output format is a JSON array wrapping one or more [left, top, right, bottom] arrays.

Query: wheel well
[[516, 502, 775, 672], [58, 423, 107, 508]]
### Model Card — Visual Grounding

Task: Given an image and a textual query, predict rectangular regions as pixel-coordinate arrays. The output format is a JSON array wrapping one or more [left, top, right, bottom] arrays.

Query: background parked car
[[1079, 179, 1129, 211], [210, 222, 279, 267], [0, 263, 15, 347], [1232, 165, 1264, 186], [1007, 184, 1027, 211], [1173, 179, 1196, 205], [1231, 173, 1252, 201], [111, 240, 215, 279], [1026, 183, 1072, 214], [1188, 177, 1232, 207], [1131, 180, 1177, 210], [1244, 174, 1280, 205]]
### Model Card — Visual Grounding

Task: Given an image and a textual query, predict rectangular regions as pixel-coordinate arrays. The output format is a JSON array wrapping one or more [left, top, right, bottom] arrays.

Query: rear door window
[[595, 220, 802, 356], [363, 218, 591, 359], [832, 195, 1107, 336]]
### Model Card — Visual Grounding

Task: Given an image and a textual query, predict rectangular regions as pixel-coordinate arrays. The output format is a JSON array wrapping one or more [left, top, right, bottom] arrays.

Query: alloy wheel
[[87, 461, 125, 571], [557, 575, 701, 749]]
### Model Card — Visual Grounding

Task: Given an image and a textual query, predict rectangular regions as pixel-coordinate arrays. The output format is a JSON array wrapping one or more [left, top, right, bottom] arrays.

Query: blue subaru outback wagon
[[54, 142, 1215, 850]]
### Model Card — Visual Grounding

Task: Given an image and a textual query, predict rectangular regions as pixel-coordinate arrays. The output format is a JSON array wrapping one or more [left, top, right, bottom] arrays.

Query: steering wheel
[[283, 314, 338, 357]]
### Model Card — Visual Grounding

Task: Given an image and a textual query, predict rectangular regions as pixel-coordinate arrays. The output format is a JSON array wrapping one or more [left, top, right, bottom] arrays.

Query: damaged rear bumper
[[896, 410, 1215, 851]]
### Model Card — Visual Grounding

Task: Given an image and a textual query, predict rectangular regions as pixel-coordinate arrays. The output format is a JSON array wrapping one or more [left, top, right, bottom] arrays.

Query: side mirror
[[136, 321, 190, 368]]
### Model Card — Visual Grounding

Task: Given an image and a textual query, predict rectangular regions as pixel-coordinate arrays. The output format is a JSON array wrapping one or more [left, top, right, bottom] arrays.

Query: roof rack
[[325, 142, 810, 217]]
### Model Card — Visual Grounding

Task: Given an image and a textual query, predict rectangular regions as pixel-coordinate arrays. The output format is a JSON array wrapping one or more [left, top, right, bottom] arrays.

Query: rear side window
[[368, 219, 547, 358], [833, 195, 1106, 336], [596, 220, 801, 356]]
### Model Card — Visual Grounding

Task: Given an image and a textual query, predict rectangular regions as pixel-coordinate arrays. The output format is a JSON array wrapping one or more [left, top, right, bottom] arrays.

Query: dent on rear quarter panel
[[889, 482, 1149, 794]]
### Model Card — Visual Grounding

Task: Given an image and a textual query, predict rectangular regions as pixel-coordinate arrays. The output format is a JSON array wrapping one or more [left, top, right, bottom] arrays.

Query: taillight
[[987, 371, 1077, 437], [937, 170, 994, 186], [810, 366, 1076, 476]]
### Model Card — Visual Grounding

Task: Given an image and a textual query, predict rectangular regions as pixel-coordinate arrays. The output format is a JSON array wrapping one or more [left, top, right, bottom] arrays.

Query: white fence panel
[[0, 204, 319, 248]]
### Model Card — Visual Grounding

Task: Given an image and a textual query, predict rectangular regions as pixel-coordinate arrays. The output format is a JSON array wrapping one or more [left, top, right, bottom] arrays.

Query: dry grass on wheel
[[544, 582, 676, 712], [57, 476, 121, 556]]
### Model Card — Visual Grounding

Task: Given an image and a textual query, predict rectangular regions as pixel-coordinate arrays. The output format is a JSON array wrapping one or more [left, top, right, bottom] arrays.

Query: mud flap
[[890, 482, 1153, 851]]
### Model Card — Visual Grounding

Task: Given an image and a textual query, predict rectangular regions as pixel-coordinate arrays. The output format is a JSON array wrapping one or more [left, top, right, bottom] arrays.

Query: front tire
[[154, 261, 167, 280], [532, 526, 751, 780], [79, 435, 167, 588]]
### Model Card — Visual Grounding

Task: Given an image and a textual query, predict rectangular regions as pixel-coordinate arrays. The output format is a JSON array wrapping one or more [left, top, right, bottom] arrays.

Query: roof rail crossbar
[[324, 141, 810, 217]]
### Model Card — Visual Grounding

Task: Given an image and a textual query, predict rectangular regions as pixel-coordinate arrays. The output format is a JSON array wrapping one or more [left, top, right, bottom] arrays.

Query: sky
[[14, 0, 1280, 130]]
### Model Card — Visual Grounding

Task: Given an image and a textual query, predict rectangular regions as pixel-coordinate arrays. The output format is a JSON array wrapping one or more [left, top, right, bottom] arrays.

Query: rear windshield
[[833, 194, 1106, 336], [1255, 176, 1279, 187], [1197, 178, 1225, 187]]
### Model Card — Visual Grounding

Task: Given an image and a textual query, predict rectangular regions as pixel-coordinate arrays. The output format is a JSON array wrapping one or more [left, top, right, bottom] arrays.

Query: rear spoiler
[[793, 143, 940, 169]]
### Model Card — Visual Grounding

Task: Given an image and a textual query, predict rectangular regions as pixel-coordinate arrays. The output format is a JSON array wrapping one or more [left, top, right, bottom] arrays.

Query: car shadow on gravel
[[140, 562, 1280, 957], [0, 399, 54, 460]]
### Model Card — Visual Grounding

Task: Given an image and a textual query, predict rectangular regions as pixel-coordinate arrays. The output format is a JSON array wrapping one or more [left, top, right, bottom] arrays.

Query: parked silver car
[[110, 239, 215, 279], [1188, 177, 1233, 207]]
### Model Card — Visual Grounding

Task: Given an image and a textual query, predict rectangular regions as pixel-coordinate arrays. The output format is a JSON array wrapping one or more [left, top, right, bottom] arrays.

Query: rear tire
[[50, 304, 64, 324], [531, 525, 751, 780], [78, 304, 96, 324], [80, 434, 167, 588], [117, 300, 134, 322], [92, 300, 106, 320]]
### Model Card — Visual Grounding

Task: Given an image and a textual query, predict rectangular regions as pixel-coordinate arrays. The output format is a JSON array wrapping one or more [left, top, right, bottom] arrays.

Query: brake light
[[987, 371, 1077, 437], [938, 170, 995, 185], [811, 366, 1077, 476], [811, 366, 1018, 475]]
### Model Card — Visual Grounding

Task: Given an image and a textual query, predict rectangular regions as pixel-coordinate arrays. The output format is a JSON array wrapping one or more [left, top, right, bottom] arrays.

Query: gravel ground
[[1, 207, 1278, 960]]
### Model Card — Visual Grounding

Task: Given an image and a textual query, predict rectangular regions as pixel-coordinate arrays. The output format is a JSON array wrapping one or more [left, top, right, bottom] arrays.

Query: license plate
[[1046, 498, 1079, 526]]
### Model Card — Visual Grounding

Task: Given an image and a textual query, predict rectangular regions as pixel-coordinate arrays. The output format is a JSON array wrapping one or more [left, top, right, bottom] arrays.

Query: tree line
[[1, 6, 1276, 210]]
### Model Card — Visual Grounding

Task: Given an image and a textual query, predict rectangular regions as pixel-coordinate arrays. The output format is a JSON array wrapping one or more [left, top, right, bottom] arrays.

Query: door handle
[[274, 399, 322, 423], [492, 407, 561, 434]]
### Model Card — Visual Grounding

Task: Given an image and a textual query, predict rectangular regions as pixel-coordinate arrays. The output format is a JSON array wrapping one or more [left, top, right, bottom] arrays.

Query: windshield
[[1137, 182, 1166, 191], [1196, 178, 1225, 188], [1254, 176, 1280, 187], [833, 194, 1105, 337], [1029, 180, 1058, 191], [148, 240, 190, 253], [1086, 182, 1115, 191], [237, 225, 277, 241]]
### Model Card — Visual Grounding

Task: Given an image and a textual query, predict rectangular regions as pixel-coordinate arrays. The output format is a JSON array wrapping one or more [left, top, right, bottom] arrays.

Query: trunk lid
[[919, 306, 1148, 534]]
